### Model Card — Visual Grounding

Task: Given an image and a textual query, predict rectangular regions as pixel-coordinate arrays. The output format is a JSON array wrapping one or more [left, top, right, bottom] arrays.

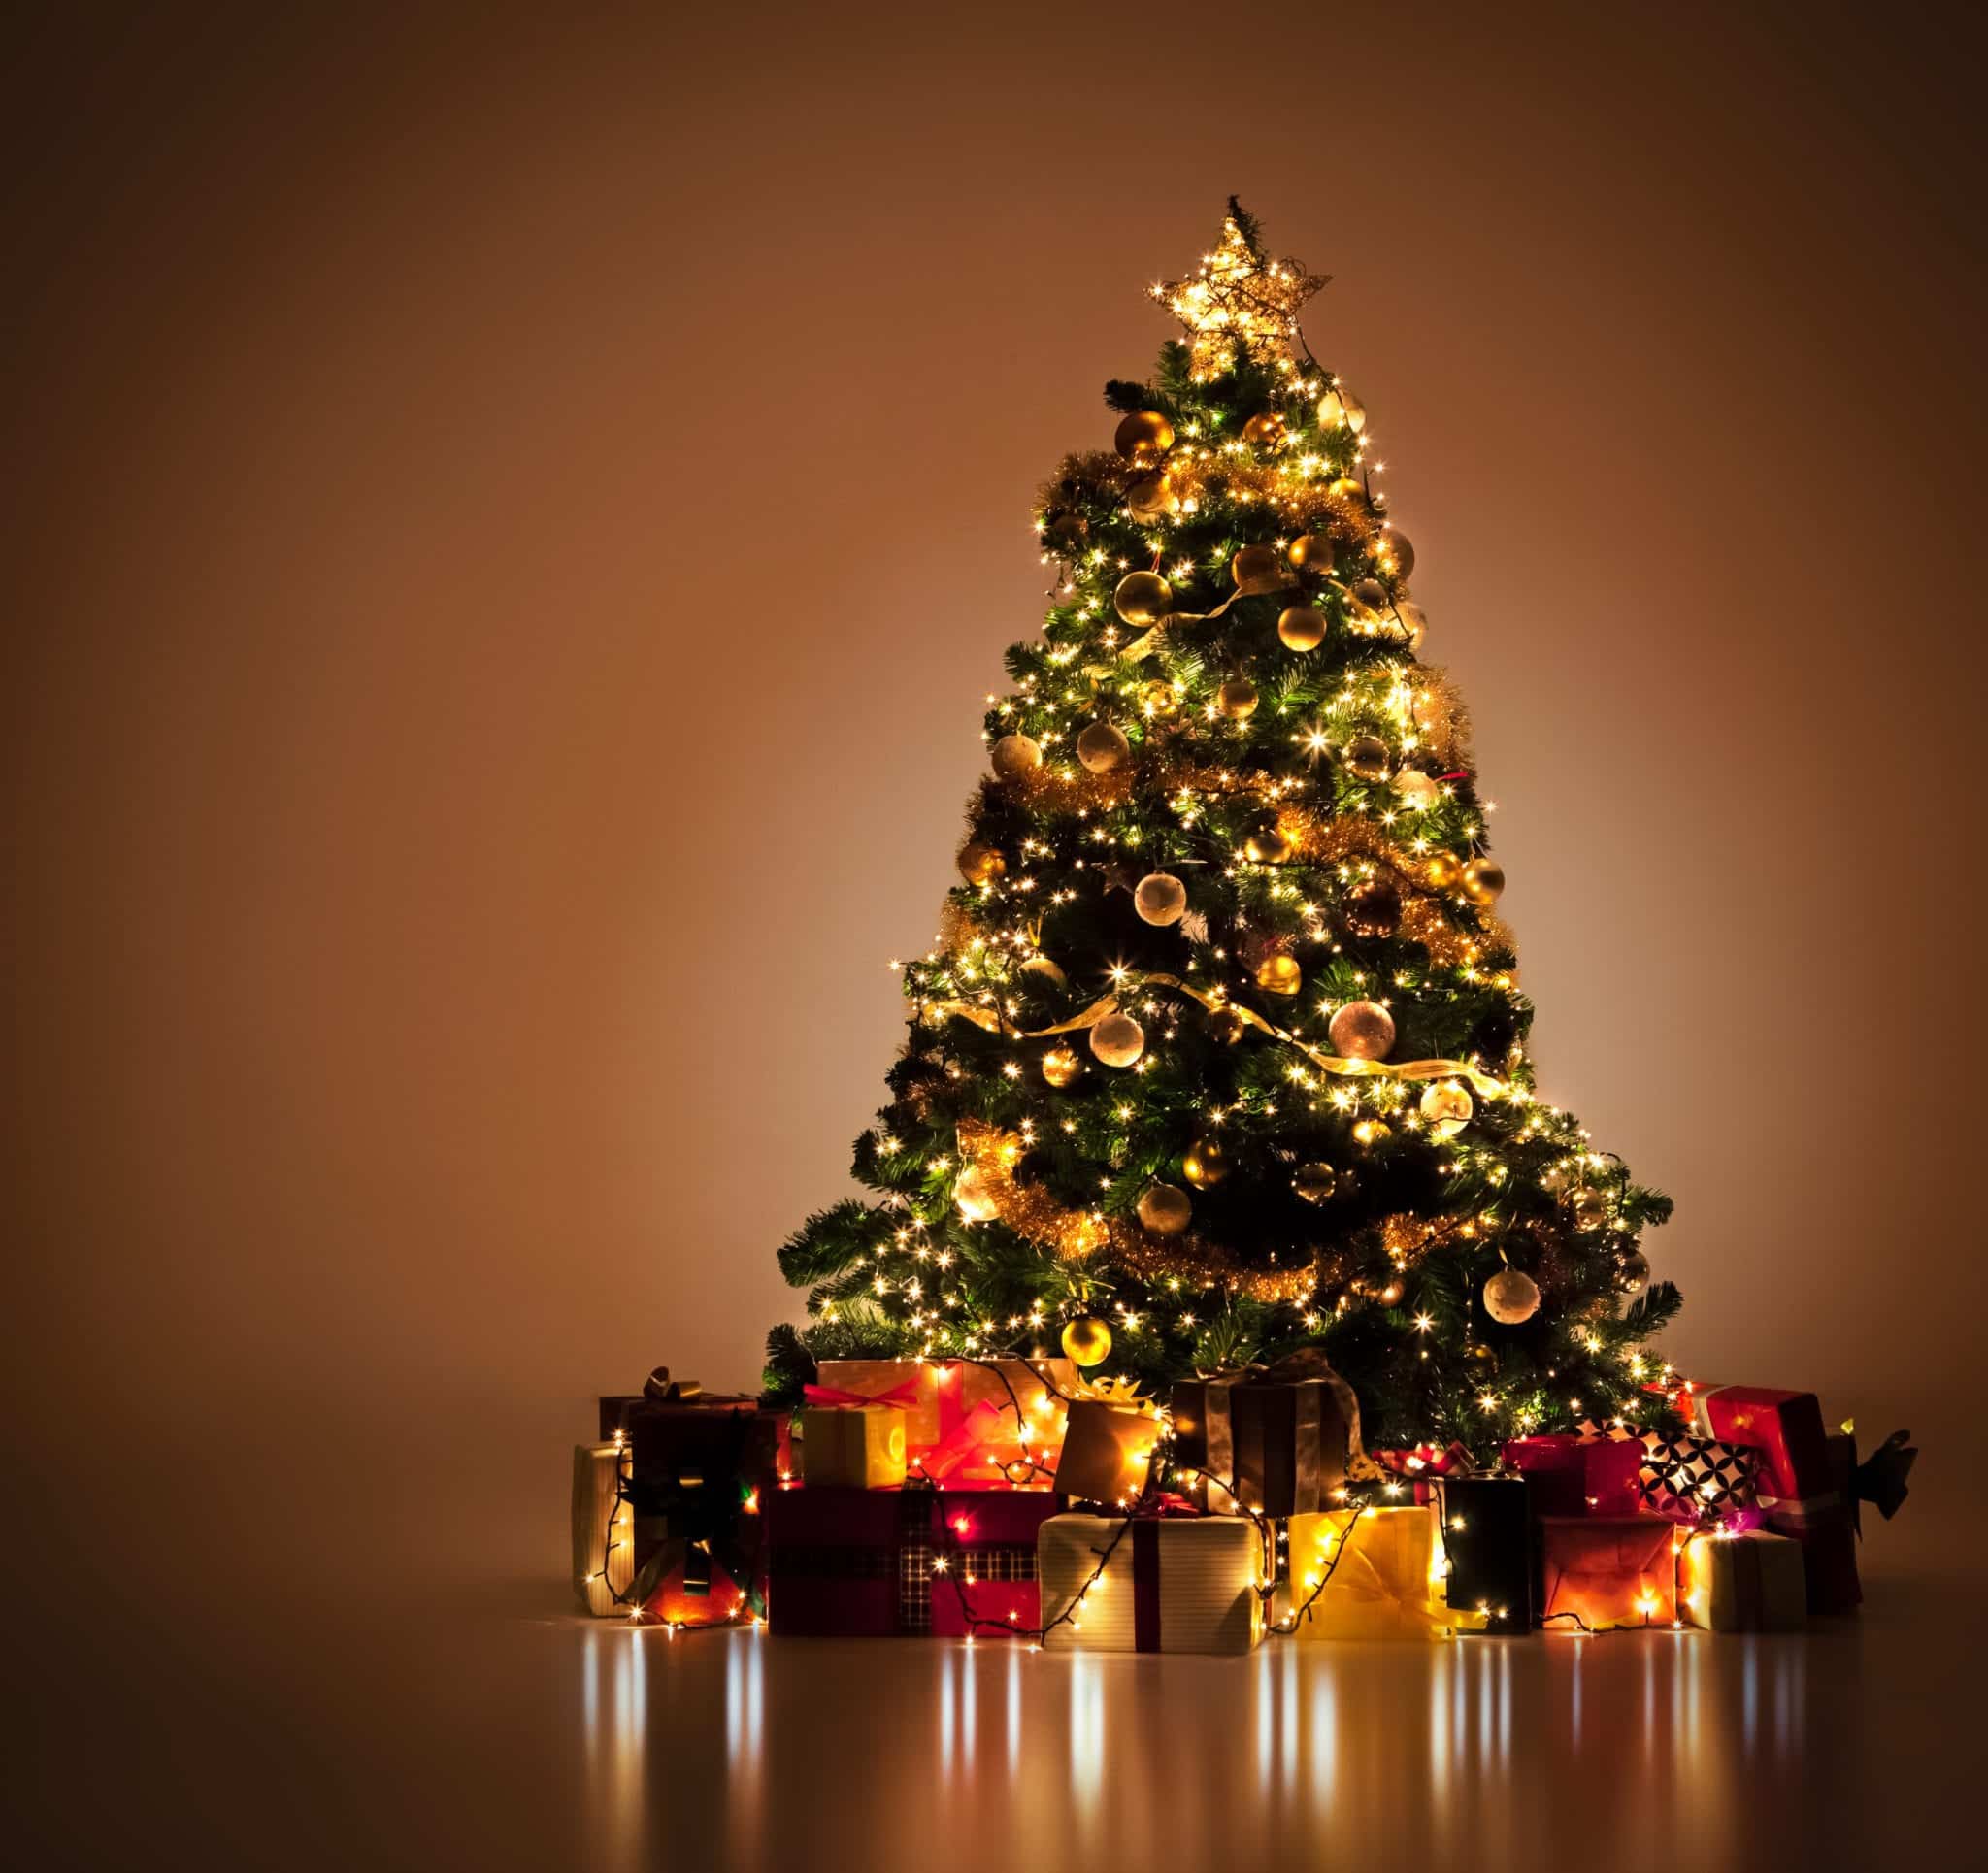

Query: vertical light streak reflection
[[961, 1643, 977, 1765], [1280, 1649, 1300, 1784], [725, 1628, 764, 1859], [939, 1650, 956, 1771], [1742, 1643, 1759, 1753], [1429, 1645, 1451, 1802], [1255, 1647, 1275, 1792], [1070, 1655, 1104, 1823], [1307, 1658, 1337, 1804], [1006, 1645, 1021, 1774], [1571, 1639, 1583, 1750]]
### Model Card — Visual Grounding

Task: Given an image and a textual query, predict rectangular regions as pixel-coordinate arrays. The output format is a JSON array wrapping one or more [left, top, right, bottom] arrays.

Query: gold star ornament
[[1153, 200, 1330, 382]]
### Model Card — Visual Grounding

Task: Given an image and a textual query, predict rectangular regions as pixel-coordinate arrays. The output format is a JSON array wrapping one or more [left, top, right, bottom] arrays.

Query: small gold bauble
[[1077, 721, 1131, 773], [1182, 1134, 1230, 1188], [1216, 678, 1259, 720], [1125, 473, 1177, 523], [1344, 877, 1403, 937], [1288, 532, 1335, 572], [1372, 530, 1414, 580], [1230, 545, 1291, 594], [954, 1166, 1000, 1223], [1349, 577, 1391, 618], [957, 841, 1007, 886], [1256, 954, 1302, 996], [1419, 1080, 1474, 1139], [1242, 411, 1284, 446], [1467, 1341, 1498, 1370], [1317, 387, 1367, 433], [1376, 1280, 1404, 1307], [1042, 1043, 1082, 1088], [1483, 1267, 1541, 1326], [1324, 477, 1371, 530], [1133, 871, 1188, 926], [1392, 770, 1439, 812], [1207, 1004, 1247, 1045], [1293, 1161, 1339, 1204], [1244, 827, 1293, 864], [1114, 570, 1175, 626], [1089, 1012, 1145, 1068], [990, 733, 1043, 779], [1614, 1249, 1651, 1298], [1351, 1118, 1392, 1147], [1137, 1181, 1192, 1235], [1060, 1315, 1113, 1366], [1344, 735, 1393, 782], [1021, 955, 1067, 988], [1277, 605, 1325, 652], [1114, 410, 1175, 461], [1570, 1189, 1609, 1232], [1328, 999, 1396, 1061], [1139, 680, 1180, 719], [1425, 850, 1463, 892], [1461, 858, 1506, 905]]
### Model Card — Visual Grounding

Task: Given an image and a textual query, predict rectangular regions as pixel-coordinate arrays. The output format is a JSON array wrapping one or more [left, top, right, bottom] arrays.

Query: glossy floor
[[19, 1571, 1967, 1871]]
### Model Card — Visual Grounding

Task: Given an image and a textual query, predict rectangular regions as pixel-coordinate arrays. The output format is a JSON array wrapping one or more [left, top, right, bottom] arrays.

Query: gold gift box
[[1680, 1528, 1806, 1632], [797, 1405, 909, 1489], [1039, 1513, 1264, 1654], [1285, 1504, 1451, 1641], [571, 1442, 635, 1617]]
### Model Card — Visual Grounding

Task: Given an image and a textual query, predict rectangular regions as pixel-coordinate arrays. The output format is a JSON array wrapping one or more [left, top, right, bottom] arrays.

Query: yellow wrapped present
[[1679, 1528, 1806, 1632], [797, 1405, 908, 1489], [1285, 1504, 1450, 1641]]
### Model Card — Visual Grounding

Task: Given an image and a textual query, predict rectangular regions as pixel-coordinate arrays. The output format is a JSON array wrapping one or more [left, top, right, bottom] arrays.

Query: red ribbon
[[1132, 1521, 1162, 1652], [803, 1379, 920, 1411]]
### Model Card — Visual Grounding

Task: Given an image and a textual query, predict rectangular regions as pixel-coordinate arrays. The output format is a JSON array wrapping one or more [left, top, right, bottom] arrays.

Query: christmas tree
[[770, 203, 1678, 1452]]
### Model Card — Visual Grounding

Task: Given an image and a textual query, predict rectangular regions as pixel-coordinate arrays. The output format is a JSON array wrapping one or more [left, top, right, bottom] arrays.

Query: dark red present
[[1374, 1442, 1471, 1506], [1502, 1434, 1643, 1517], [1538, 1517, 1681, 1631]]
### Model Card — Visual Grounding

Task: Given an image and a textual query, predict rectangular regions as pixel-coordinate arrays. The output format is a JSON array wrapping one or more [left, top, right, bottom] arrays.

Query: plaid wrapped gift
[[1637, 1429, 1760, 1524]]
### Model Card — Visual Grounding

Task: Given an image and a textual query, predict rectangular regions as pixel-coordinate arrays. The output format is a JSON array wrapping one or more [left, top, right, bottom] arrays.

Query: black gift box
[[1439, 1476, 1534, 1633], [1171, 1375, 1356, 1517]]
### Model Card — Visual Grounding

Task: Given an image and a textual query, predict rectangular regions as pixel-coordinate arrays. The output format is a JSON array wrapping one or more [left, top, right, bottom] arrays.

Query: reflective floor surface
[[12, 1567, 1970, 1872]]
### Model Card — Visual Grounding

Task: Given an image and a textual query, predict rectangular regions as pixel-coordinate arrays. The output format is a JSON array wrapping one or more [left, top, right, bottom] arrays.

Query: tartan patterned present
[[1637, 1429, 1761, 1524]]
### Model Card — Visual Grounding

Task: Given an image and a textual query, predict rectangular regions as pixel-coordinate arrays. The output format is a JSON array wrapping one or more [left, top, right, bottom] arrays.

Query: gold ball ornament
[[1207, 1003, 1247, 1046], [1125, 473, 1178, 523], [1021, 954, 1067, 988], [1467, 1342, 1498, 1372], [1391, 770, 1439, 812], [1216, 677, 1259, 721], [1344, 877, 1403, 937], [1614, 1249, 1651, 1298], [1288, 532, 1335, 573], [954, 1167, 1000, 1224], [1371, 531, 1415, 580], [1182, 1134, 1230, 1188], [1344, 735, 1393, 782], [1461, 858, 1506, 905], [1242, 411, 1284, 446], [1244, 826, 1293, 864], [990, 733, 1043, 779], [1352, 1118, 1393, 1147], [1277, 605, 1326, 652], [1322, 477, 1372, 536], [1293, 1161, 1339, 1204], [1113, 571, 1174, 626], [1139, 680, 1181, 719], [1419, 1080, 1474, 1139], [1134, 871, 1188, 926], [1570, 1188, 1609, 1232], [1393, 601, 1428, 651], [957, 841, 1007, 886], [1089, 1012, 1146, 1068], [1041, 1044, 1083, 1088], [1317, 387, 1367, 433], [1425, 850, 1464, 892], [1256, 954, 1303, 996], [1114, 410, 1175, 461], [1060, 1316, 1113, 1367], [1328, 999, 1396, 1061], [1348, 577, 1391, 619], [1137, 1182, 1193, 1235], [1077, 721, 1131, 773], [1483, 1267, 1541, 1326], [1230, 545, 1291, 595]]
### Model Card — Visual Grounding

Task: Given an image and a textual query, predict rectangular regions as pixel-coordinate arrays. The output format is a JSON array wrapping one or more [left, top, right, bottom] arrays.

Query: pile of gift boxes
[[570, 1360, 1912, 1651]]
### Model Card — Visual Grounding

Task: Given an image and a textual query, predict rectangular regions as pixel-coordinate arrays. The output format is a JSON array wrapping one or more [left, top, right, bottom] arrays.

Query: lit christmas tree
[[770, 202, 1677, 1452]]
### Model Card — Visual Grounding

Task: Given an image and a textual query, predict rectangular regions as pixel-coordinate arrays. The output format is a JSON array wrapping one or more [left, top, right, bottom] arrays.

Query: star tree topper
[[1153, 197, 1330, 381]]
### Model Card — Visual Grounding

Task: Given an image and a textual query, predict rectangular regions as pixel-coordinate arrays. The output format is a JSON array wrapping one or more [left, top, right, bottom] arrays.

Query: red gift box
[[1373, 1442, 1470, 1506], [1538, 1517, 1681, 1630], [1503, 1435, 1644, 1517]]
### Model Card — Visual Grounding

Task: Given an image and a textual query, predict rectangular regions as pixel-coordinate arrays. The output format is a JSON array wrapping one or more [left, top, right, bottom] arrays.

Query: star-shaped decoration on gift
[[1153, 199, 1330, 382]]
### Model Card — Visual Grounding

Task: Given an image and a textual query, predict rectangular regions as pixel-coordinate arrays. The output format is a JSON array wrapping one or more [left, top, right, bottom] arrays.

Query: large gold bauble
[[1137, 1181, 1193, 1234], [1425, 850, 1464, 892], [1323, 477, 1371, 535], [1461, 858, 1506, 905], [1288, 532, 1335, 572], [1614, 1249, 1651, 1298], [1207, 1003, 1247, 1045], [1060, 1315, 1113, 1367], [1256, 954, 1302, 996], [1317, 388, 1367, 433], [1242, 411, 1284, 446], [1090, 1012, 1145, 1068], [1293, 1162, 1339, 1204], [1344, 735, 1393, 782], [1021, 954, 1067, 988], [1328, 999, 1396, 1060], [1352, 1118, 1392, 1147], [1344, 878, 1403, 938], [1077, 721, 1131, 773], [1570, 1188, 1609, 1232], [1125, 473, 1177, 523], [1245, 827, 1293, 864], [1483, 1268, 1541, 1326], [1419, 1081, 1474, 1140], [954, 1166, 1000, 1223], [1114, 571, 1174, 626], [1231, 545, 1290, 594], [1114, 410, 1175, 461], [1372, 531, 1414, 581], [1134, 871, 1187, 926], [1392, 770, 1439, 812], [1348, 577, 1391, 618], [990, 733, 1043, 779], [1042, 1043, 1082, 1088], [1277, 605, 1325, 652], [1182, 1134, 1230, 1188], [957, 841, 1007, 886], [1216, 678, 1259, 720]]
